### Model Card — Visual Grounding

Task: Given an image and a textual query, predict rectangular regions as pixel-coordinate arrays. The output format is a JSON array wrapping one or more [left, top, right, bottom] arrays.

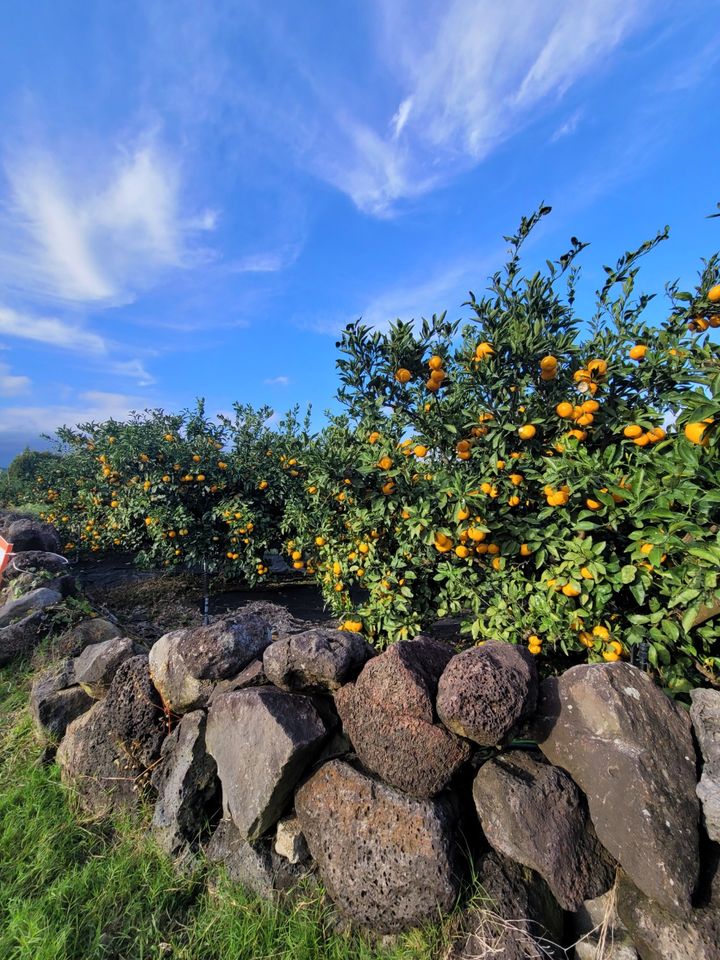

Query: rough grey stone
[[206, 687, 327, 840], [7, 517, 61, 554], [473, 750, 615, 911], [149, 629, 212, 715], [29, 660, 93, 740], [437, 641, 538, 746], [263, 627, 374, 693], [56, 703, 144, 815], [691, 689, 720, 843], [59, 618, 122, 657], [535, 663, 699, 916], [448, 851, 564, 960], [617, 869, 720, 960], [177, 613, 273, 680], [74, 636, 139, 699], [334, 637, 472, 798], [295, 759, 462, 933], [206, 659, 268, 708], [205, 819, 313, 897], [150, 711, 219, 859], [0, 587, 62, 628], [0, 610, 48, 665]]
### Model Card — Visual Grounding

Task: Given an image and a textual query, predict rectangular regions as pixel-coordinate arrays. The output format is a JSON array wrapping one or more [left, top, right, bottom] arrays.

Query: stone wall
[[4, 530, 719, 960]]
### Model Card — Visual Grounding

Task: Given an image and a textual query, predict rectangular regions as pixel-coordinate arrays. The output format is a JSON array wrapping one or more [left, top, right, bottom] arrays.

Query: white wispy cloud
[[551, 109, 584, 143], [264, 375, 289, 386], [309, 0, 648, 213], [0, 361, 31, 397], [0, 143, 216, 305], [0, 305, 108, 354], [0, 389, 146, 436]]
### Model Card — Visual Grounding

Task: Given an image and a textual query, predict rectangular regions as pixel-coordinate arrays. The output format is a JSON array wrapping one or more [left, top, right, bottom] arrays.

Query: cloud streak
[[0, 143, 216, 306]]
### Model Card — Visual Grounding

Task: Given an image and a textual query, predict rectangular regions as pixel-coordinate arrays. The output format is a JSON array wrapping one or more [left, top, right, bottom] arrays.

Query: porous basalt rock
[[437, 641, 538, 746], [295, 759, 462, 933], [334, 636, 471, 797]]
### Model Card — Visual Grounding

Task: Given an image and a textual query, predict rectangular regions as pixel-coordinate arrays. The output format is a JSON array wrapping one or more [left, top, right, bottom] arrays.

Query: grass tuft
[[0, 661, 438, 960]]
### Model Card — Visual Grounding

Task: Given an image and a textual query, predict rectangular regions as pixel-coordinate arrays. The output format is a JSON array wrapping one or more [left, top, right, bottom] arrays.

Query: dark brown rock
[[102, 655, 168, 768], [206, 659, 268, 708], [57, 703, 141, 814], [535, 663, 699, 916], [177, 612, 273, 680], [334, 637, 472, 797], [691, 689, 720, 843], [448, 851, 564, 960], [295, 759, 462, 933], [472, 750, 615, 910], [205, 687, 327, 839], [56, 655, 167, 814], [437, 641, 538, 746], [263, 627, 374, 693], [0, 610, 49, 665], [59, 618, 122, 657]]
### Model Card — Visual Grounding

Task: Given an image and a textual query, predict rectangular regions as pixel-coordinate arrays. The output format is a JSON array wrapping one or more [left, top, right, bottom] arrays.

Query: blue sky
[[0, 0, 718, 464]]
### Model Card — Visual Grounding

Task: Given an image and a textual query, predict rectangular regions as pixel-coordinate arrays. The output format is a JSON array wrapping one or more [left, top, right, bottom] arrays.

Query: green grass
[[0, 661, 443, 960]]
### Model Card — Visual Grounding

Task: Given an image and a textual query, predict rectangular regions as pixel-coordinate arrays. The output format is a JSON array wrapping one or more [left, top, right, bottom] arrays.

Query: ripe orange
[[587, 359, 608, 376], [623, 425, 643, 439], [434, 532, 453, 552], [633, 433, 651, 447], [684, 420, 713, 446], [414, 445, 428, 457], [368, 431, 381, 444], [426, 379, 440, 392], [580, 566, 593, 580], [581, 399, 600, 414], [556, 402, 573, 418], [456, 506, 470, 521], [508, 495, 520, 506], [315, 536, 326, 546], [395, 368, 412, 383], [562, 583, 581, 597], [629, 344, 647, 361], [491, 556, 502, 571], [467, 527, 486, 542], [378, 456, 393, 470], [474, 342, 494, 359], [509, 473, 523, 486], [455, 544, 470, 558], [648, 426, 666, 443], [428, 355, 443, 371], [456, 439, 471, 453], [518, 424, 536, 440], [539, 355, 558, 371], [381, 480, 395, 495], [520, 543, 532, 557], [429, 368, 446, 384], [708, 284, 720, 302], [567, 429, 587, 441], [689, 318, 710, 333], [576, 413, 594, 427], [496, 459, 506, 469], [585, 498, 601, 510]]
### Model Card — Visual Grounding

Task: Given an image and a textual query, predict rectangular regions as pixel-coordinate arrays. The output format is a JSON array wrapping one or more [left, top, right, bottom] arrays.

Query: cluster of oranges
[[622, 424, 666, 446]]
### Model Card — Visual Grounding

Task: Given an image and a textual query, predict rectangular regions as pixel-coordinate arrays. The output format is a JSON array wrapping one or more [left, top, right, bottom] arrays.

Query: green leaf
[[621, 565, 637, 584]]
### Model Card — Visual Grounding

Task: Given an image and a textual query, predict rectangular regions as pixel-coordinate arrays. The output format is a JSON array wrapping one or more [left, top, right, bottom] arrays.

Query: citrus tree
[[284, 206, 720, 690], [36, 401, 311, 585]]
